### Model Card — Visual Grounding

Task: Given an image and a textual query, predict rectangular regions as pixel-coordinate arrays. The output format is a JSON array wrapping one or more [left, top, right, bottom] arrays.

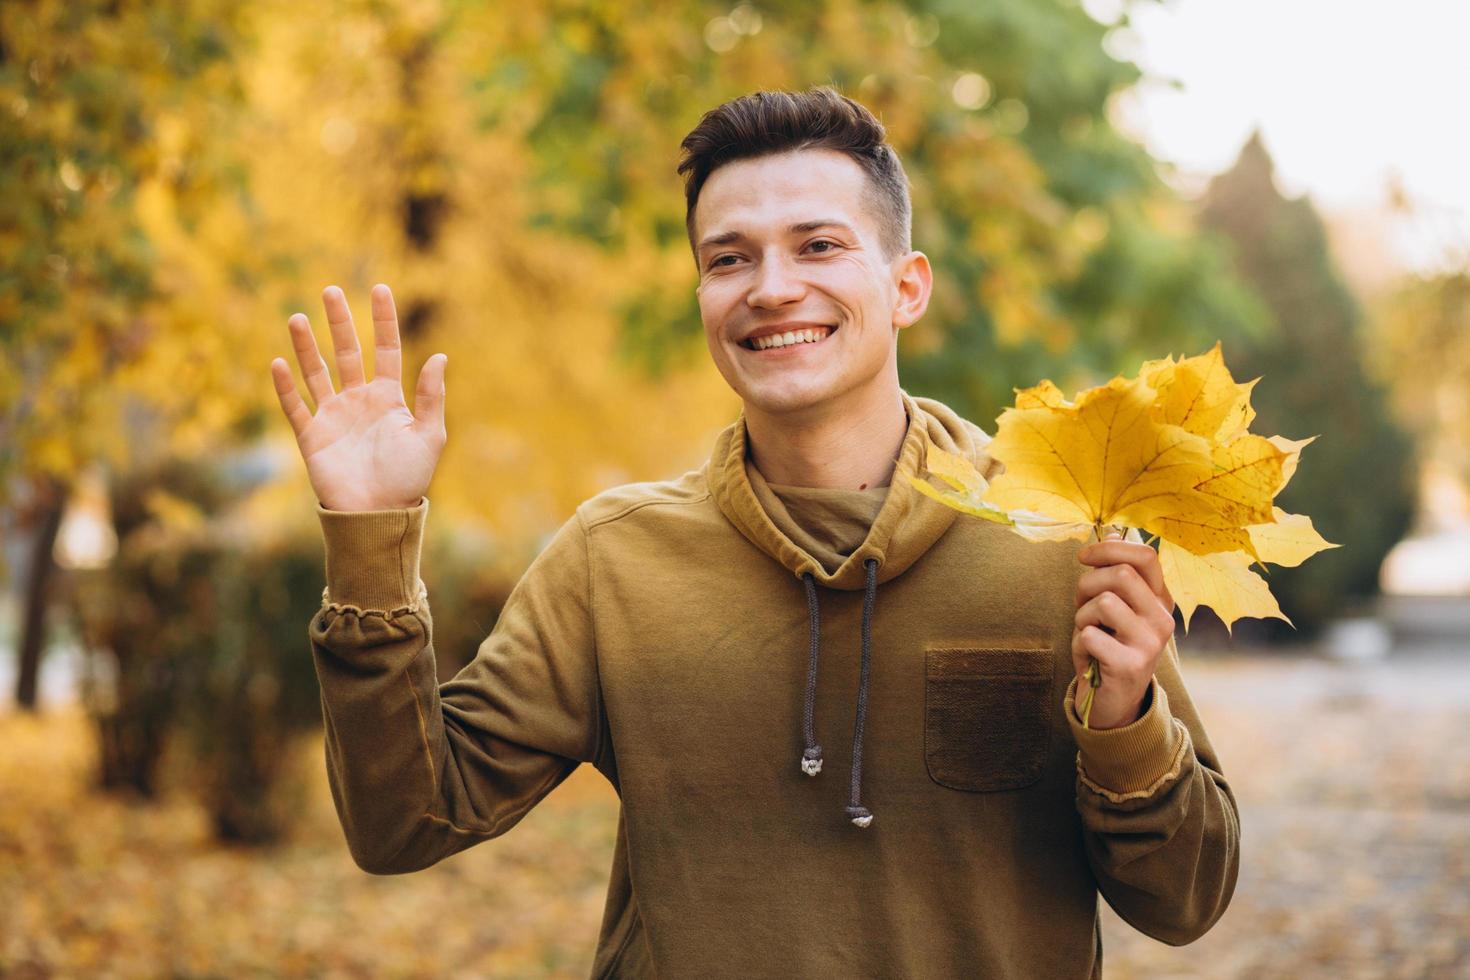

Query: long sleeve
[[1061, 633, 1241, 944], [308, 497, 607, 875]]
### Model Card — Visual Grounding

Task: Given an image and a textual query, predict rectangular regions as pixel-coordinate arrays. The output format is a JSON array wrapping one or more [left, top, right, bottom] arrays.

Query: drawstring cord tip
[[846, 805, 873, 828], [801, 746, 823, 776]]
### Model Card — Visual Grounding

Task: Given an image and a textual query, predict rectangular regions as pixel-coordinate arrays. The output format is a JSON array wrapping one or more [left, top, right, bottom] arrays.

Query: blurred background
[[2, 0, 1466, 976]]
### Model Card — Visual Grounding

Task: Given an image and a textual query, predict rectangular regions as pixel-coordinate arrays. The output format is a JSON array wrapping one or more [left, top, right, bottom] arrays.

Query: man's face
[[692, 148, 930, 417]]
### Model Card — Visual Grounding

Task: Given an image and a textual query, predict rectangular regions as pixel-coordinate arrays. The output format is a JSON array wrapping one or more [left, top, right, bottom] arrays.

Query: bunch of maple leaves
[[911, 341, 1338, 638]]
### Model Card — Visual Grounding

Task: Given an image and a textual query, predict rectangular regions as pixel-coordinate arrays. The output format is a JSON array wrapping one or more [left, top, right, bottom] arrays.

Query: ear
[[891, 251, 933, 329]]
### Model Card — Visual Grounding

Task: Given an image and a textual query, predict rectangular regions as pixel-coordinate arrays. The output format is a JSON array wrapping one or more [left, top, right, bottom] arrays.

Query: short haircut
[[677, 86, 912, 260]]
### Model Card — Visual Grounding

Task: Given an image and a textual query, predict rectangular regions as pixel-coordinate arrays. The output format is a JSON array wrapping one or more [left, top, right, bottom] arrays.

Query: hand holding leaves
[[1074, 532, 1176, 729], [910, 342, 1338, 724]]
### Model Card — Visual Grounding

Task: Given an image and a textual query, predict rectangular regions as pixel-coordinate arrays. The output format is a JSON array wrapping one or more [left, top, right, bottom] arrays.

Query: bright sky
[[1090, 0, 1470, 273]]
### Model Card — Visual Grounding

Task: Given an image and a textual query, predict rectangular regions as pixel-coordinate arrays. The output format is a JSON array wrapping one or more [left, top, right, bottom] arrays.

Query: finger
[[1075, 590, 1158, 652], [1071, 627, 1094, 680], [270, 357, 313, 440], [1075, 624, 1132, 678], [370, 283, 402, 384], [1076, 564, 1172, 627], [322, 285, 366, 389], [1079, 540, 1171, 607], [287, 312, 334, 407], [412, 353, 448, 437]]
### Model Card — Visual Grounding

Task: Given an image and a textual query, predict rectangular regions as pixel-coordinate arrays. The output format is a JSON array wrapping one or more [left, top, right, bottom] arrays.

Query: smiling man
[[691, 140, 928, 495], [277, 87, 1239, 978]]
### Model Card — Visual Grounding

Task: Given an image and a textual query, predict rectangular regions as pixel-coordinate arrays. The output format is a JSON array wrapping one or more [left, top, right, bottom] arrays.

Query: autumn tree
[[0, 0, 257, 709], [1199, 133, 1415, 633]]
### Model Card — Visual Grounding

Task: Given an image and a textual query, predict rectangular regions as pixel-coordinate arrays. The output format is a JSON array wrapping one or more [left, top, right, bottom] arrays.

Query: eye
[[805, 239, 842, 254], [708, 254, 740, 269]]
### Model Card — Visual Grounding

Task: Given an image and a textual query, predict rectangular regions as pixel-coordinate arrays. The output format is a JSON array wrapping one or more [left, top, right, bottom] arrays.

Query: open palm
[[270, 284, 447, 512]]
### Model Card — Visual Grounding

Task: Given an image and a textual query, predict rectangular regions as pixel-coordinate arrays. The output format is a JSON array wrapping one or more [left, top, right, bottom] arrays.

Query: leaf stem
[[1080, 523, 1111, 728]]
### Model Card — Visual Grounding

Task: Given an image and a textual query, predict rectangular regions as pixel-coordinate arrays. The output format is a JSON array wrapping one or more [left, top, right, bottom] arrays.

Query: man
[[270, 87, 1238, 978]]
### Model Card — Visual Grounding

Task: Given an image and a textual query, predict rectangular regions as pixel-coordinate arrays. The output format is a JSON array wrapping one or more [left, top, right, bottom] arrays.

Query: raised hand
[[270, 284, 447, 512]]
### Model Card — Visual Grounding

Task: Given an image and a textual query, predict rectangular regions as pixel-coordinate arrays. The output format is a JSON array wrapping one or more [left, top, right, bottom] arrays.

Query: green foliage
[[450, 0, 1260, 425], [1199, 134, 1416, 634]]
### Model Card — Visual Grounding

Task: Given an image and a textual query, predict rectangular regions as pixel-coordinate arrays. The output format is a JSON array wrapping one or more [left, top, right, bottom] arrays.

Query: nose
[[746, 252, 805, 309]]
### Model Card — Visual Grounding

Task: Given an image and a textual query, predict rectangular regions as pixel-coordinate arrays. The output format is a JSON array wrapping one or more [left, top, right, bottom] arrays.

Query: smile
[[739, 326, 836, 351]]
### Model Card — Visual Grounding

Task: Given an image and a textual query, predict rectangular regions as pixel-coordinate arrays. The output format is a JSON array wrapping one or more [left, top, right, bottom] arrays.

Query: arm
[[1063, 634, 1241, 944], [1066, 531, 1241, 943], [271, 283, 604, 875], [310, 498, 604, 875]]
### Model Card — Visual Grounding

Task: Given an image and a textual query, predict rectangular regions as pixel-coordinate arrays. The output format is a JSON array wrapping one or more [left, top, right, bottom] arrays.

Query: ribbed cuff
[[1064, 674, 1183, 795], [317, 497, 428, 611]]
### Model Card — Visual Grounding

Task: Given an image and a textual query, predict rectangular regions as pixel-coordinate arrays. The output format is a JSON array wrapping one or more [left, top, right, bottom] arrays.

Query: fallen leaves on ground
[[0, 707, 616, 978], [4, 648, 1469, 977]]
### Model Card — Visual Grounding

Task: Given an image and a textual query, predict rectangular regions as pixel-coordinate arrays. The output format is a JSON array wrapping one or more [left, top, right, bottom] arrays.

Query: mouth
[[738, 324, 837, 353]]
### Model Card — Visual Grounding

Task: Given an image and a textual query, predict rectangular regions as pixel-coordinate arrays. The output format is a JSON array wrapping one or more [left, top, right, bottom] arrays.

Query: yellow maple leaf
[[1159, 538, 1293, 633], [1266, 434, 1316, 493], [1013, 379, 1068, 408], [1143, 340, 1259, 442], [907, 445, 1094, 542], [983, 374, 1223, 543], [1246, 507, 1339, 567], [922, 440, 987, 493], [1197, 434, 1285, 527], [913, 342, 1336, 639]]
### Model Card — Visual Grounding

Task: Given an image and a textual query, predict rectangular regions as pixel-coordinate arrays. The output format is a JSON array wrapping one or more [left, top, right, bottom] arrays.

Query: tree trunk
[[15, 480, 66, 711]]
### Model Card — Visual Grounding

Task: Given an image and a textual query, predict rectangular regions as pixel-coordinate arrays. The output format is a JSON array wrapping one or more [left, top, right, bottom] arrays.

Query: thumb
[[413, 353, 448, 436]]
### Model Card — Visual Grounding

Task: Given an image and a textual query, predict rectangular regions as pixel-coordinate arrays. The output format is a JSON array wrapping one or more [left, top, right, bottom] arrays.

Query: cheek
[[697, 278, 740, 321], [695, 286, 724, 336], [826, 257, 889, 301], [822, 276, 888, 327]]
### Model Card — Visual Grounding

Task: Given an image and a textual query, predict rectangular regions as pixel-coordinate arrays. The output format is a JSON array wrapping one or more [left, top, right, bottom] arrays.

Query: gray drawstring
[[799, 558, 880, 829], [800, 572, 824, 777], [846, 558, 879, 828]]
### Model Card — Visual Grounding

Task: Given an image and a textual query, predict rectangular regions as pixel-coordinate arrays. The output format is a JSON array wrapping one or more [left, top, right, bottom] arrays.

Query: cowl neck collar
[[706, 388, 992, 591]]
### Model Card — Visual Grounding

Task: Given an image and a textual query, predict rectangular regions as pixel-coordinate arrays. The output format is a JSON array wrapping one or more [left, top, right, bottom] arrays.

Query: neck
[[744, 384, 909, 491]]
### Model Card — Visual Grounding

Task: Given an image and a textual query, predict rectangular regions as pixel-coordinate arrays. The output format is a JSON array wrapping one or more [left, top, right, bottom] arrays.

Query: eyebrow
[[696, 219, 857, 253]]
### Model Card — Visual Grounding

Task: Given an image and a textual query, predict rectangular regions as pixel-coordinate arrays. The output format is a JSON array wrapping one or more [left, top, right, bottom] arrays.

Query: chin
[[738, 376, 846, 416]]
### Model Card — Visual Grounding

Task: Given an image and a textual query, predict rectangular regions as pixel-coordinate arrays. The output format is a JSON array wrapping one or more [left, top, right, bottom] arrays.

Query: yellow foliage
[[1246, 508, 1338, 568], [984, 374, 1218, 538], [907, 444, 1106, 544], [1141, 341, 1258, 441], [1159, 539, 1291, 633], [1199, 435, 1285, 527], [916, 342, 1339, 632]]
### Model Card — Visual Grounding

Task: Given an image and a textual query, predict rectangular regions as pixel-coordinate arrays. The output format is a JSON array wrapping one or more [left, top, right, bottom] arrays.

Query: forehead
[[693, 148, 876, 242]]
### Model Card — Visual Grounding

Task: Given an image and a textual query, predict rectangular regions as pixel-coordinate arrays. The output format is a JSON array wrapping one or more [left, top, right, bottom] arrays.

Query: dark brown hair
[[677, 86, 912, 259]]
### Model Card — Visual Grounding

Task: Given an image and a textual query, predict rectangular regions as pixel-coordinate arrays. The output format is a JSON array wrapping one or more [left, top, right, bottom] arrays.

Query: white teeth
[[748, 327, 831, 350]]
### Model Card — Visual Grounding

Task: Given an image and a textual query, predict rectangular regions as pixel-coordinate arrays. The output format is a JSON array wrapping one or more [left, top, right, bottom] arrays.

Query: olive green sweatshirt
[[308, 388, 1239, 978]]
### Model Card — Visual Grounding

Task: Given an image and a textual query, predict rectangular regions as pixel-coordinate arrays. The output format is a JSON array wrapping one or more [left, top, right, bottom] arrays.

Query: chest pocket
[[923, 646, 1055, 793]]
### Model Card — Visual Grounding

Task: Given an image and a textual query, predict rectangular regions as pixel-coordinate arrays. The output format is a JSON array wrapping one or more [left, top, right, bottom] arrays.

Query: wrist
[[320, 494, 424, 512], [1065, 676, 1185, 798], [1082, 682, 1150, 730]]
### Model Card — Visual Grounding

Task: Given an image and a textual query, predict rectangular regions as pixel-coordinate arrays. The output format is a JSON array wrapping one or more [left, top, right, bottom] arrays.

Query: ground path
[[2, 647, 1466, 976]]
